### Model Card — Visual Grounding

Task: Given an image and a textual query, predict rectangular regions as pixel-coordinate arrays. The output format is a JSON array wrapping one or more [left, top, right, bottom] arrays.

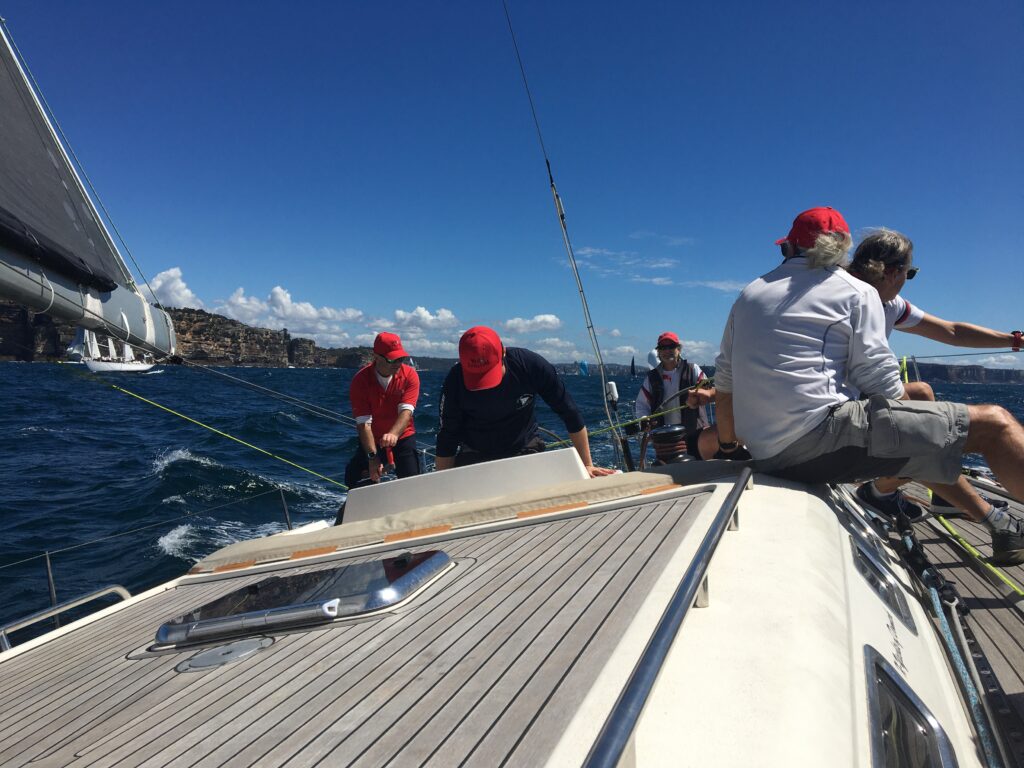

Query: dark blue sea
[[2, 362, 1022, 640]]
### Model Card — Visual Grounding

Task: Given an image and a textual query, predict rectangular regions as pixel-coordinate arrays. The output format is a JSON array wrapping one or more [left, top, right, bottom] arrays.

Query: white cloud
[[680, 339, 716, 362], [504, 314, 562, 333], [927, 354, 1023, 369], [629, 230, 695, 247], [631, 276, 675, 286], [608, 345, 638, 358], [216, 285, 363, 342], [681, 280, 748, 292], [536, 337, 575, 349], [151, 267, 204, 308], [393, 306, 459, 330], [608, 328, 622, 338], [401, 338, 458, 355]]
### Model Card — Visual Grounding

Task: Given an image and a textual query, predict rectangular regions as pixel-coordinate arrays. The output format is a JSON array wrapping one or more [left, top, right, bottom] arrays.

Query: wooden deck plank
[[341, 501, 685, 767], [193, 517, 615, 768], [468, 500, 694, 766], [389, 498, 695, 768], [69, 536, 501, 768], [95, 528, 549, 767]]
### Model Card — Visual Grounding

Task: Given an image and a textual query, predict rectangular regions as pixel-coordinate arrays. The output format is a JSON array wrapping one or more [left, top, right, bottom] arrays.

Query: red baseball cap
[[373, 331, 408, 361], [775, 206, 850, 249], [656, 331, 681, 349], [459, 326, 504, 390]]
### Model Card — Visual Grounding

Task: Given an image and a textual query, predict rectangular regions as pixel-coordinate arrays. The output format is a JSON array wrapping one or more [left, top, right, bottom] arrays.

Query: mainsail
[[0, 22, 175, 356]]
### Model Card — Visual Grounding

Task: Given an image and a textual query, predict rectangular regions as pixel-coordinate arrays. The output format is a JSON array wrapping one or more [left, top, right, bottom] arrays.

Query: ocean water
[[1, 362, 1022, 639]]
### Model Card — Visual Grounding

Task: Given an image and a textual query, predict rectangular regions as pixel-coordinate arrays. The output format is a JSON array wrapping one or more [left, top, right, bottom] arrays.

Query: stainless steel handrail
[[0, 585, 131, 651], [584, 466, 752, 768]]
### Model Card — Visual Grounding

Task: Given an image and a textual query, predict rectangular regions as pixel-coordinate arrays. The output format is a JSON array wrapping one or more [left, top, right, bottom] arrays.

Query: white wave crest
[[145, 369, 164, 375], [157, 524, 200, 559], [152, 448, 219, 475]]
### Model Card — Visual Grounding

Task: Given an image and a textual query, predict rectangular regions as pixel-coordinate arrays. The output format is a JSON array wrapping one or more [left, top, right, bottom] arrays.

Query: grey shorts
[[753, 395, 969, 485]]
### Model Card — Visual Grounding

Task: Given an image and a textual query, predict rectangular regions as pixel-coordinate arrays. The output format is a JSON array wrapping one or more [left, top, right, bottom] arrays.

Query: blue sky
[[3, 1, 1022, 367]]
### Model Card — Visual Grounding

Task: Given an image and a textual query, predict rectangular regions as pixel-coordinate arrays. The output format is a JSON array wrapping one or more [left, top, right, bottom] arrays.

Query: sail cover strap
[[0, 26, 125, 291]]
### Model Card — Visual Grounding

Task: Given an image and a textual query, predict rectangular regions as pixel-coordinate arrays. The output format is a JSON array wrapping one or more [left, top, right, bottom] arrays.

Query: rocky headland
[[0, 301, 1021, 382]]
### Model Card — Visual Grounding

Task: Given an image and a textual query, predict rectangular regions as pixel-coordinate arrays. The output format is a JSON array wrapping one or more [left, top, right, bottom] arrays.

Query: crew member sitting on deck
[[634, 331, 721, 460], [714, 206, 1024, 565], [434, 326, 615, 478], [846, 228, 1024, 547], [344, 331, 421, 490]]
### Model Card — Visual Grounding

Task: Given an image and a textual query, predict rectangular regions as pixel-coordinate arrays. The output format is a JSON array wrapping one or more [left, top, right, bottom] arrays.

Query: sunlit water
[[1, 362, 1021, 634]]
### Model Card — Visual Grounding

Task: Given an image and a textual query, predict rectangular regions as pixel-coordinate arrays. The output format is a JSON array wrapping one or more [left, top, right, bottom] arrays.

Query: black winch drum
[[649, 424, 693, 464]]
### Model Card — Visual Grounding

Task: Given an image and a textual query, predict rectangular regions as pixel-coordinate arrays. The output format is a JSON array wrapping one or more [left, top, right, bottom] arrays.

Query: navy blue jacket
[[436, 347, 585, 459]]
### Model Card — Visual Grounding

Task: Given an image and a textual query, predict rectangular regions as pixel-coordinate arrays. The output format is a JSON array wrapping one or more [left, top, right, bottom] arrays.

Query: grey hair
[[849, 228, 913, 285], [803, 231, 853, 269]]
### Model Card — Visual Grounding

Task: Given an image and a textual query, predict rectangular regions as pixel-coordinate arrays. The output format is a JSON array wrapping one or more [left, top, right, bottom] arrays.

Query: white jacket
[[716, 257, 903, 458]]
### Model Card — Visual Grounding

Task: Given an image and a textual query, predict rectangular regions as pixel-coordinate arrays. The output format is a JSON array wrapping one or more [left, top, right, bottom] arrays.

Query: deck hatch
[[850, 536, 916, 634], [865, 646, 957, 768], [155, 550, 451, 645]]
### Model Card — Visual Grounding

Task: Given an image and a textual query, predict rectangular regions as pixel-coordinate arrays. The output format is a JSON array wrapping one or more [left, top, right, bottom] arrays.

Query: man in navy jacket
[[435, 326, 613, 478]]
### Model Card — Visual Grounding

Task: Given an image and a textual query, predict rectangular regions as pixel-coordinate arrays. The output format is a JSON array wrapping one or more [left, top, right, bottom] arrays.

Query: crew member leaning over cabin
[[634, 331, 726, 460], [845, 228, 1024, 562], [434, 326, 615, 478], [714, 206, 1024, 565]]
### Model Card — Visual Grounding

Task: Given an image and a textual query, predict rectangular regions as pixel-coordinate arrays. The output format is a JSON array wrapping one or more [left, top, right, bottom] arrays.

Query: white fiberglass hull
[[83, 359, 154, 373]]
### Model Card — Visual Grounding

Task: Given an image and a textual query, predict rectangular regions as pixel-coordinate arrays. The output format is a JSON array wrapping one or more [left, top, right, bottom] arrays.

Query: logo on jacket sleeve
[[515, 394, 533, 410]]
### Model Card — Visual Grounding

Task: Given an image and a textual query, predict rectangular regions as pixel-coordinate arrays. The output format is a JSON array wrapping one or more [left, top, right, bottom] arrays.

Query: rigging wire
[[0, 18, 162, 309], [175, 357, 439, 455], [106, 381, 348, 489], [501, 0, 623, 464], [0, 483, 321, 573]]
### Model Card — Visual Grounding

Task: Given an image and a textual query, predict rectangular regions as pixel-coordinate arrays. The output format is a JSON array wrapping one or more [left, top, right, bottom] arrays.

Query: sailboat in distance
[[0, 21, 175, 359]]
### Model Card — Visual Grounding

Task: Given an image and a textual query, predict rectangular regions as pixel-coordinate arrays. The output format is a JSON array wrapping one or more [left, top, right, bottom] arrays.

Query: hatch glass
[[156, 550, 450, 646]]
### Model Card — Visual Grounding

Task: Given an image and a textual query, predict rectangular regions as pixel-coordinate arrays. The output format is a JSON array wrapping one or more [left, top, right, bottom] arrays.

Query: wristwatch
[[366, 450, 378, 459], [718, 439, 739, 451], [1012, 330, 1022, 352]]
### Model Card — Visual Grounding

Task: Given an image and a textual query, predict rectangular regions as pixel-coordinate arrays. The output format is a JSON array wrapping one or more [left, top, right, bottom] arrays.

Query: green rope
[[108, 383, 347, 489]]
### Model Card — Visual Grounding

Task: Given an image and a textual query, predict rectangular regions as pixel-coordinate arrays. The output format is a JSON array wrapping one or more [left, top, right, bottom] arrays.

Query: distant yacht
[[70, 328, 155, 373]]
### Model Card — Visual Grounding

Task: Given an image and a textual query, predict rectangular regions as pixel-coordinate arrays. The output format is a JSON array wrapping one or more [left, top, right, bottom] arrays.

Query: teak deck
[[0, 492, 708, 768]]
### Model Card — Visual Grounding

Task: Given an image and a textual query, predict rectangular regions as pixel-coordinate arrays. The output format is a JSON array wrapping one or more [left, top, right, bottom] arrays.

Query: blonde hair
[[849, 229, 913, 285], [804, 231, 852, 269]]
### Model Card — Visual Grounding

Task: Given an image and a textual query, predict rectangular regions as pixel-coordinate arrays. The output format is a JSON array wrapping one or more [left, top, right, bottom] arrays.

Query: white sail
[[123, 343, 135, 362], [0, 24, 175, 357], [106, 338, 116, 359], [66, 328, 86, 361], [86, 330, 101, 359]]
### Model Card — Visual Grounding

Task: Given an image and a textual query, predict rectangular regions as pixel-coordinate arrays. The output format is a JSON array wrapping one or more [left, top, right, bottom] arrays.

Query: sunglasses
[[656, 345, 679, 351], [378, 355, 408, 365], [906, 267, 919, 279]]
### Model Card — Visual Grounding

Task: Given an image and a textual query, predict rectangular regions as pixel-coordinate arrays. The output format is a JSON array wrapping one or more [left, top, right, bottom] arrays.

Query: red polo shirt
[[349, 363, 419, 441]]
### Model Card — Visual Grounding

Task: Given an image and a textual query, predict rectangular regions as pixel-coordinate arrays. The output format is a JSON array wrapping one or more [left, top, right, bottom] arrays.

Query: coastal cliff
[[1, 301, 1021, 381]]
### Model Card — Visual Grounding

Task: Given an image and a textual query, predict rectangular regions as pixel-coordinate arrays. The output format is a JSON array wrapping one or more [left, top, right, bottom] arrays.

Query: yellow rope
[[108, 383, 348, 489], [546, 378, 715, 447], [934, 515, 1024, 597]]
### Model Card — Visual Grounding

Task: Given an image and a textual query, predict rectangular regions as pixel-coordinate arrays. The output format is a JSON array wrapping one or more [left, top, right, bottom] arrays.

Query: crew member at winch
[[344, 331, 422, 489], [634, 331, 721, 460], [845, 228, 1024, 560], [434, 326, 615, 478]]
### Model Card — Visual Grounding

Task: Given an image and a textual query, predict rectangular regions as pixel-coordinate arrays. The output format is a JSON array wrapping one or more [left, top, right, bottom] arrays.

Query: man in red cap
[[344, 331, 421, 490], [634, 331, 721, 460], [713, 208, 1024, 565], [434, 326, 614, 477]]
